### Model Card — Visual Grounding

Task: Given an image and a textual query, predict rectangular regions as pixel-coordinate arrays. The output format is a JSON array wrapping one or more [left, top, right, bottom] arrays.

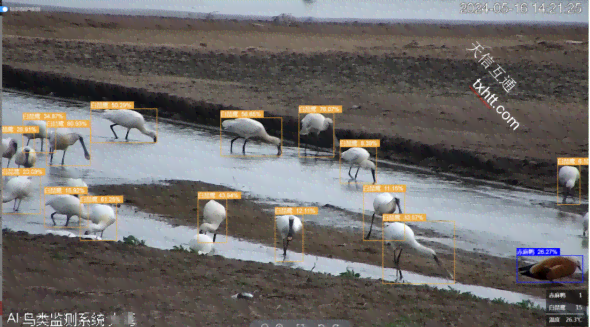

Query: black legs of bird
[[50, 149, 68, 165], [392, 248, 404, 282], [213, 233, 218, 242], [109, 124, 133, 141], [13, 198, 23, 211], [229, 137, 249, 154], [366, 212, 376, 239]]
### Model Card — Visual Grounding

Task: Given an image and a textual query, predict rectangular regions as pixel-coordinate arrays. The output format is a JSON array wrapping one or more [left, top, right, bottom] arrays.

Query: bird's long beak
[[79, 137, 91, 160], [371, 169, 376, 183], [434, 255, 454, 280]]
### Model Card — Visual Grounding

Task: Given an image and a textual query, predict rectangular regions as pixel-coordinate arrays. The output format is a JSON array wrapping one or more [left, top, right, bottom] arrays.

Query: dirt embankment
[[3, 12, 589, 195], [90, 180, 588, 300], [4, 230, 546, 327]]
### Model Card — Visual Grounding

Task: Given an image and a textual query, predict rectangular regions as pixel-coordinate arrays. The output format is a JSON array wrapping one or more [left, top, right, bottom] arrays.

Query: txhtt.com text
[[470, 79, 520, 131]]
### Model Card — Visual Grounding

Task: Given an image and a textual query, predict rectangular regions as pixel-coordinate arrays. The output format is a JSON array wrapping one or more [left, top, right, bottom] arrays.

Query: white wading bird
[[199, 200, 226, 242], [559, 166, 580, 204], [300, 113, 333, 154], [2, 176, 34, 212], [384, 222, 453, 282], [24, 120, 48, 151], [83, 204, 116, 238], [2, 137, 18, 168], [65, 178, 88, 198], [45, 194, 89, 226], [102, 109, 157, 142], [222, 118, 282, 155], [341, 147, 376, 183], [14, 147, 37, 168], [189, 233, 214, 255], [366, 193, 402, 240], [48, 129, 91, 165], [276, 215, 303, 260], [583, 212, 588, 237]]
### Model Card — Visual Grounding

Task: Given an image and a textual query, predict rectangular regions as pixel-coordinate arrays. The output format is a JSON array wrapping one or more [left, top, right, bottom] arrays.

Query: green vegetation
[[171, 245, 197, 253], [339, 268, 361, 279], [123, 235, 146, 246]]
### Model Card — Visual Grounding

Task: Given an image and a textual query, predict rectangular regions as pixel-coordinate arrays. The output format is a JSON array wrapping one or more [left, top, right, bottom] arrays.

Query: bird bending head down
[[268, 136, 282, 155], [361, 160, 376, 183]]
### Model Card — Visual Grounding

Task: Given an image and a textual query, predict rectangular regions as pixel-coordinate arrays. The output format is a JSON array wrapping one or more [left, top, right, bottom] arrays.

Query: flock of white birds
[[2, 110, 588, 282]]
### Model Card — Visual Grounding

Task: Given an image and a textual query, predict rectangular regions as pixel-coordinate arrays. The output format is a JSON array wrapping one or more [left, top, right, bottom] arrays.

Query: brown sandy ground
[[4, 230, 547, 327], [3, 12, 589, 194], [90, 180, 588, 300]]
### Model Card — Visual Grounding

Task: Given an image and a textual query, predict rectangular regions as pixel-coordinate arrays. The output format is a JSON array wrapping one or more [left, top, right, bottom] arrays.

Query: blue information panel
[[517, 248, 561, 256]]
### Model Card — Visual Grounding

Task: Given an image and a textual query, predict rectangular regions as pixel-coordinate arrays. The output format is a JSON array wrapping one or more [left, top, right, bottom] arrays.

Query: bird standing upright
[[558, 166, 580, 204], [23, 120, 48, 151], [2, 138, 18, 168], [300, 113, 333, 155], [199, 200, 226, 242], [14, 147, 37, 168], [276, 215, 303, 260], [366, 193, 402, 240]]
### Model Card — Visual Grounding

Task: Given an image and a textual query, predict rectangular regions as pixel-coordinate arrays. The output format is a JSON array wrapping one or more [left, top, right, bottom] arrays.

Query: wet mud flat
[[4, 230, 546, 327], [3, 12, 589, 195], [91, 180, 587, 299]]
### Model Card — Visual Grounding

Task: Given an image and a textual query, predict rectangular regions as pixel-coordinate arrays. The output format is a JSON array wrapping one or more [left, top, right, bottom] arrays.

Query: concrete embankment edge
[[3, 64, 565, 193]]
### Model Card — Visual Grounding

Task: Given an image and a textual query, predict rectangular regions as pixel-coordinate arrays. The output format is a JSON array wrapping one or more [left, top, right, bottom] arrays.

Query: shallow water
[[3, 204, 550, 307], [2, 91, 588, 272], [6, 0, 589, 23]]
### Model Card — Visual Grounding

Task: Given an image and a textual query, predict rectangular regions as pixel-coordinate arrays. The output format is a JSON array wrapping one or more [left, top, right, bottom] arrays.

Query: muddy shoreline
[[4, 230, 547, 327], [3, 12, 589, 196], [88, 180, 587, 300]]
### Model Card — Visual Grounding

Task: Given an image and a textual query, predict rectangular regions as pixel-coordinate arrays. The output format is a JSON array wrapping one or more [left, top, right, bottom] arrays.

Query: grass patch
[[339, 268, 360, 279], [123, 235, 146, 246]]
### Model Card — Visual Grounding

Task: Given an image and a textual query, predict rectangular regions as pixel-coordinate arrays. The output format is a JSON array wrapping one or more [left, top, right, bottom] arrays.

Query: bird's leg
[[395, 248, 404, 282], [213, 233, 217, 242], [15, 198, 23, 211], [284, 238, 290, 259], [230, 137, 240, 153], [562, 189, 568, 204], [6, 159, 10, 168], [51, 212, 57, 225], [49, 150, 54, 164], [26, 138, 31, 146], [101, 230, 105, 238], [61, 149, 67, 165], [354, 166, 361, 180], [40, 139, 44, 152], [125, 128, 131, 140], [110, 124, 119, 139], [13, 199, 17, 211], [64, 215, 71, 227], [365, 213, 376, 240], [348, 165, 354, 179], [242, 139, 249, 154]]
